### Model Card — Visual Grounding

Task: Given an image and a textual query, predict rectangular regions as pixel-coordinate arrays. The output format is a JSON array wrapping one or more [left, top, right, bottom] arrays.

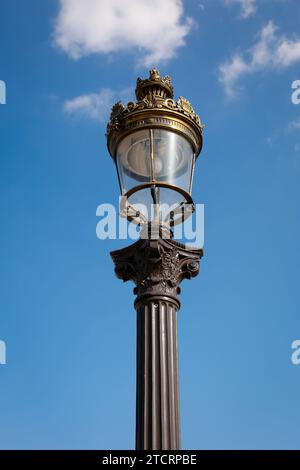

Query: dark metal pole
[[111, 234, 202, 450], [135, 296, 180, 449]]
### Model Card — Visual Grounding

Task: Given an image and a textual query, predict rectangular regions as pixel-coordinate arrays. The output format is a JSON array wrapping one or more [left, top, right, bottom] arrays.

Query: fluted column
[[111, 235, 202, 450], [135, 297, 180, 450]]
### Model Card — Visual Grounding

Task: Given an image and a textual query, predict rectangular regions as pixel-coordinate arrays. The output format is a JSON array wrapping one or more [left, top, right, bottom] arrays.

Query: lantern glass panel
[[152, 129, 194, 194], [116, 128, 195, 223], [116, 129, 151, 194]]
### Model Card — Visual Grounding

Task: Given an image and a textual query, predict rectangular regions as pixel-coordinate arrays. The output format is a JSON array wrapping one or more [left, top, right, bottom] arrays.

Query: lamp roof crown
[[106, 69, 204, 159]]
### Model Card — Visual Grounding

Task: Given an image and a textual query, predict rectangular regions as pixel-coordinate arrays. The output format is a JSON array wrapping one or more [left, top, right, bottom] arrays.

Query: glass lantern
[[116, 128, 195, 226], [106, 69, 203, 229]]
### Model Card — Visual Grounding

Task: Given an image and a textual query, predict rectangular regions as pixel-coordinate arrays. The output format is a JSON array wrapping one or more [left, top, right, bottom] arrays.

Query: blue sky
[[0, 0, 300, 450]]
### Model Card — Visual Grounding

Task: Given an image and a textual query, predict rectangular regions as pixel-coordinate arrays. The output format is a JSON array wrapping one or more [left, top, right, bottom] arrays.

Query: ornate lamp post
[[106, 70, 204, 450]]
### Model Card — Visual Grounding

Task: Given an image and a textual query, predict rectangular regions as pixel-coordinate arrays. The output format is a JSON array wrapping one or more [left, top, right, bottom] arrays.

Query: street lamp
[[106, 69, 204, 450]]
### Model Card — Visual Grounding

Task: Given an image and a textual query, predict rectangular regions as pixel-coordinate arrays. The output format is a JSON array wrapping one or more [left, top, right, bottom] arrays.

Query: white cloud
[[219, 55, 250, 98], [276, 40, 300, 67], [219, 21, 300, 98], [224, 0, 256, 19], [63, 87, 132, 121], [54, 0, 194, 66]]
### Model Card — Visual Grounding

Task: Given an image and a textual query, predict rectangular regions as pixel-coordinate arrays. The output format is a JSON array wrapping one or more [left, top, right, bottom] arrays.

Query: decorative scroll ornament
[[111, 237, 203, 305], [106, 95, 203, 135]]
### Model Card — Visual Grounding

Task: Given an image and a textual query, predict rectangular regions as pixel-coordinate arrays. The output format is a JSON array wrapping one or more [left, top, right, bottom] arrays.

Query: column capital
[[111, 237, 203, 307]]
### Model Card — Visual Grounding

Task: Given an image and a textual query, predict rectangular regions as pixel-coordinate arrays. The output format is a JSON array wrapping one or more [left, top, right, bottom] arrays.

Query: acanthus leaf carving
[[111, 237, 202, 303]]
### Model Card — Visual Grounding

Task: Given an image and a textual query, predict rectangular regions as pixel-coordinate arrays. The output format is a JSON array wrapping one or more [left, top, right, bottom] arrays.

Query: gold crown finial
[[135, 69, 174, 101], [149, 69, 161, 80]]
